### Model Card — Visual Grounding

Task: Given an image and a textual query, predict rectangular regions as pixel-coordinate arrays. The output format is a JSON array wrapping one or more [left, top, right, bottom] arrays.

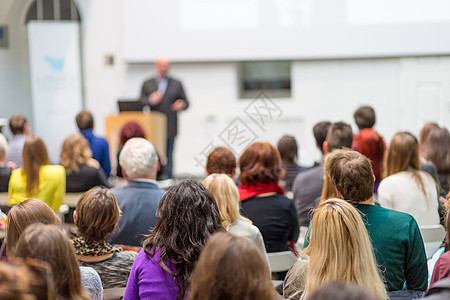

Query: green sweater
[[304, 204, 428, 291]]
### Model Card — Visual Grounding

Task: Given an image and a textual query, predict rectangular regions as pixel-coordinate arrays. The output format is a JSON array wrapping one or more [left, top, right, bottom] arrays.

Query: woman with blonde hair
[[8, 135, 65, 212], [378, 132, 439, 226], [60, 133, 110, 192], [203, 173, 270, 269], [284, 198, 387, 300]]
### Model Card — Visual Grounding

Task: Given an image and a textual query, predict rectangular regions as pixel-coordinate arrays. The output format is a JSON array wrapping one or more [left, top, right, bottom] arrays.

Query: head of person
[[277, 135, 299, 163], [203, 173, 249, 230], [324, 122, 353, 154], [22, 135, 50, 196], [189, 232, 277, 300], [305, 281, 378, 300], [419, 122, 440, 155], [143, 180, 224, 300], [354, 106, 376, 130], [14, 224, 90, 300], [155, 56, 170, 78], [74, 187, 120, 242], [383, 131, 420, 177], [6, 198, 60, 256], [303, 199, 387, 300], [326, 149, 374, 203], [424, 127, 450, 174], [119, 137, 158, 180], [0, 133, 7, 164], [9, 115, 29, 136], [120, 122, 145, 146], [239, 142, 282, 186], [60, 133, 92, 175], [205, 147, 236, 177], [313, 121, 331, 154], [75, 110, 94, 131]]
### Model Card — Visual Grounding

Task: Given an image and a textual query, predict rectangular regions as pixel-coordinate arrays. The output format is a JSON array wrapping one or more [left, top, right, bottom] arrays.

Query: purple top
[[124, 248, 182, 300]]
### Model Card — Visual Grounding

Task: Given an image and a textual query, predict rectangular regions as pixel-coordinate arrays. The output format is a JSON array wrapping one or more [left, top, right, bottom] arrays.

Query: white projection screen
[[123, 0, 450, 62]]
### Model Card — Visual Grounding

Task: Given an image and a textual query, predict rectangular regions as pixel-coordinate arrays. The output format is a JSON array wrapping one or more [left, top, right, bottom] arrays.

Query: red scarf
[[238, 182, 285, 201]]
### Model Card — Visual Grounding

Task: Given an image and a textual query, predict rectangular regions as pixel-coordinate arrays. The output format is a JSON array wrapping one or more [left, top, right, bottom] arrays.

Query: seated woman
[[430, 192, 450, 285], [73, 186, 137, 288], [205, 146, 236, 178], [13, 224, 97, 300], [116, 122, 146, 178], [378, 132, 440, 226], [283, 199, 387, 300], [60, 133, 110, 192], [238, 142, 299, 253], [189, 233, 279, 300], [423, 127, 449, 196], [277, 135, 306, 193], [124, 180, 224, 300], [203, 173, 270, 270], [8, 135, 65, 212]]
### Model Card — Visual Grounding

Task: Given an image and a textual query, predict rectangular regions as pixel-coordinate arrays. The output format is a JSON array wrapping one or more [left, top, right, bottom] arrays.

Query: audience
[[5, 114, 29, 168], [203, 173, 270, 270], [8, 135, 65, 212], [205, 146, 236, 177], [189, 232, 279, 300], [13, 224, 102, 300], [73, 187, 137, 288], [60, 133, 110, 192], [116, 121, 146, 178], [238, 142, 299, 254], [124, 180, 224, 300], [378, 132, 440, 226], [423, 127, 450, 195], [277, 135, 306, 192], [108, 138, 164, 247], [76, 110, 111, 177], [305, 281, 378, 300], [419, 123, 441, 187], [0, 133, 11, 192], [352, 106, 386, 192]]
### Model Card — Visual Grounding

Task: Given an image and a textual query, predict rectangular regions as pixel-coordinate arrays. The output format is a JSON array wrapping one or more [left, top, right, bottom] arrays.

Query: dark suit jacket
[[140, 77, 189, 139], [108, 180, 165, 247]]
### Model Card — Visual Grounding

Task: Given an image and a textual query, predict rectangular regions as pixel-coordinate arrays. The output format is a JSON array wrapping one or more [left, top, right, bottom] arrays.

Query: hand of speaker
[[171, 99, 185, 111], [149, 92, 162, 105]]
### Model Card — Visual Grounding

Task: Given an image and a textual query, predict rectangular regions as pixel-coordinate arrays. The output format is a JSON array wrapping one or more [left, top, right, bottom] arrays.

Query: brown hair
[[326, 122, 353, 153], [75, 111, 94, 131], [424, 127, 450, 174], [206, 147, 236, 176], [14, 224, 90, 300], [326, 150, 374, 203], [6, 199, 60, 256], [9, 115, 28, 135], [189, 232, 278, 300], [277, 135, 298, 163], [419, 122, 439, 155], [383, 132, 427, 197], [320, 155, 338, 203], [75, 186, 120, 242], [354, 106, 376, 130], [22, 135, 50, 196], [238, 142, 282, 186], [313, 121, 331, 153], [60, 133, 92, 175]]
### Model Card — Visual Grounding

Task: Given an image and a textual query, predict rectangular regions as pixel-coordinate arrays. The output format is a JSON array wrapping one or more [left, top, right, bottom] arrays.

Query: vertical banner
[[28, 21, 83, 162]]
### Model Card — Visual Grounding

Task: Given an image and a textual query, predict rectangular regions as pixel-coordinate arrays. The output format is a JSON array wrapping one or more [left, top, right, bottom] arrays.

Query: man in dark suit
[[140, 57, 189, 178]]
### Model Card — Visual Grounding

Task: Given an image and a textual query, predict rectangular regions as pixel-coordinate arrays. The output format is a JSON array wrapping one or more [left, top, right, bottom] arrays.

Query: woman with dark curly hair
[[124, 180, 224, 300]]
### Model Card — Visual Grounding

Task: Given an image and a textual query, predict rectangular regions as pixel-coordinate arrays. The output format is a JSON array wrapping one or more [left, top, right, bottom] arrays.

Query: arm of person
[[254, 228, 271, 274], [100, 140, 111, 177], [287, 201, 300, 245], [49, 166, 66, 212], [404, 218, 428, 291], [96, 168, 111, 188], [171, 82, 189, 111]]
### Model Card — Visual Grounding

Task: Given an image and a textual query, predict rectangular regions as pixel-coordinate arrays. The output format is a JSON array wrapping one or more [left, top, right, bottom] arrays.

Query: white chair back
[[267, 251, 298, 273], [419, 225, 446, 259]]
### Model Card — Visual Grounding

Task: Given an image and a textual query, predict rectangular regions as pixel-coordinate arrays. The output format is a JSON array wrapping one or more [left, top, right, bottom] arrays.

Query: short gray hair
[[119, 138, 158, 179], [0, 133, 7, 159]]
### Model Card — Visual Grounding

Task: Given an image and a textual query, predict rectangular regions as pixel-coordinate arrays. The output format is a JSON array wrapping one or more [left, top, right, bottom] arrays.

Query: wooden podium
[[105, 112, 167, 175]]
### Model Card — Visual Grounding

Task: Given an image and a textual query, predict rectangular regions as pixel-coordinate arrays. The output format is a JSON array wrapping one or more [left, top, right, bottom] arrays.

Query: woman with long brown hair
[[378, 132, 439, 226], [8, 135, 65, 211], [423, 127, 450, 195], [189, 232, 279, 300]]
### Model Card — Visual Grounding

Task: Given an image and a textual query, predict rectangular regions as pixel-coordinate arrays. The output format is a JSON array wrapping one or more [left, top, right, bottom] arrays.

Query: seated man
[[5, 114, 29, 168], [109, 138, 164, 247]]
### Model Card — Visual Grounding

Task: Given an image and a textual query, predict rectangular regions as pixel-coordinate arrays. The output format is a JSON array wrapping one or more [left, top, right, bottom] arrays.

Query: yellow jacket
[[9, 165, 66, 212]]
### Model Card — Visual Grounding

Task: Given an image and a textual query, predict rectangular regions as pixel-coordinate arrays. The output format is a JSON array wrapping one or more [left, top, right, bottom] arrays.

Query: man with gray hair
[[108, 138, 164, 246]]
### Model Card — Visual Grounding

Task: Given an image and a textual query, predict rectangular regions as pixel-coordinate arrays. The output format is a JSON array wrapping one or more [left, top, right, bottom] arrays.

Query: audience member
[[189, 232, 279, 300], [419, 123, 443, 194], [430, 193, 450, 286], [352, 106, 386, 192], [423, 127, 450, 195], [205, 146, 236, 177], [305, 281, 378, 300], [284, 199, 387, 300], [14, 224, 101, 300], [277, 135, 306, 192], [109, 138, 164, 247], [0, 133, 12, 192], [203, 173, 270, 270], [8, 135, 65, 212], [116, 121, 145, 177], [238, 142, 299, 254], [125, 180, 223, 300], [76, 110, 111, 177], [293, 121, 352, 226], [60, 133, 110, 192], [378, 132, 439, 226], [73, 187, 138, 288], [5, 114, 29, 168]]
